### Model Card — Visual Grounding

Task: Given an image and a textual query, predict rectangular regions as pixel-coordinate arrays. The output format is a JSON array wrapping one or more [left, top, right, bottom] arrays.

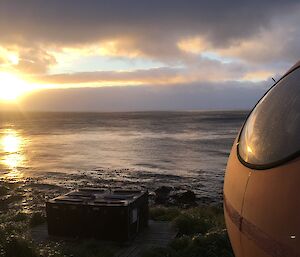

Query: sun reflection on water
[[0, 129, 26, 179], [2, 133, 21, 153]]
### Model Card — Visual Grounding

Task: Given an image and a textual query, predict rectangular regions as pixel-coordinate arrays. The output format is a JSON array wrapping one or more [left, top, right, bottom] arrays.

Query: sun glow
[[0, 72, 34, 101]]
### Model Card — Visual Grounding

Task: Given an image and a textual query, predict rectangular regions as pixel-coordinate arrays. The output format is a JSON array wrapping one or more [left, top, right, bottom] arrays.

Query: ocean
[[0, 111, 247, 203]]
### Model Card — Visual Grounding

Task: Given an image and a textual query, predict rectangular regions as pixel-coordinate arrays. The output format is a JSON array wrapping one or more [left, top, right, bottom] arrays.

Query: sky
[[0, 0, 300, 111]]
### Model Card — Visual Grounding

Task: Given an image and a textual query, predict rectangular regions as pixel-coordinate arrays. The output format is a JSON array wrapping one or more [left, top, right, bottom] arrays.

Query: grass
[[150, 207, 181, 221], [0, 216, 38, 257], [2, 236, 38, 257], [0, 182, 51, 257], [173, 206, 225, 235], [143, 206, 233, 257]]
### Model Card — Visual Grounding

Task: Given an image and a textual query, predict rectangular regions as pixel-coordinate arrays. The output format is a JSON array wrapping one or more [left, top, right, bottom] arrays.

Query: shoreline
[[0, 178, 231, 257], [0, 168, 224, 210]]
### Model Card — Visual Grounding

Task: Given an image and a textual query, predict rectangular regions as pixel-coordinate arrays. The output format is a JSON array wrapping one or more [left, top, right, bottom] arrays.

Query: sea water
[[0, 111, 247, 202]]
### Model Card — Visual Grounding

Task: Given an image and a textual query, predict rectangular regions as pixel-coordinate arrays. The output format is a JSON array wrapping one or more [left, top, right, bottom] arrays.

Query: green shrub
[[172, 207, 225, 236], [2, 236, 38, 257], [190, 230, 234, 257], [142, 231, 233, 257], [169, 235, 191, 251], [142, 206, 233, 257]]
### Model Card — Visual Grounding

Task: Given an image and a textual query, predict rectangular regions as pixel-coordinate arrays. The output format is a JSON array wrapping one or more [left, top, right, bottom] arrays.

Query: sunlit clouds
[[242, 71, 274, 82], [177, 37, 209, 55], [0, 72, 40, 101], [0, 0, 299, 109], [0, 47, 19, 66]]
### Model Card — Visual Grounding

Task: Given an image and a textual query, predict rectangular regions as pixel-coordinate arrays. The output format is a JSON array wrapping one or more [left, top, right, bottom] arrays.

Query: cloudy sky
[[0, 0, 299, 111]]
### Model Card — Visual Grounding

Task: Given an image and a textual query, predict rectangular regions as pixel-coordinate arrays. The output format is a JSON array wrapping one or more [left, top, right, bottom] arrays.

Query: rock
[[154, 186, 172, 204], [172, 190, 196, 204], [155, 186, 172, 195]]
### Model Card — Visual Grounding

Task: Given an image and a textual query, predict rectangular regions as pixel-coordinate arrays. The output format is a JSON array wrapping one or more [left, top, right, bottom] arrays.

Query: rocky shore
[[0, 174, 227, 257]]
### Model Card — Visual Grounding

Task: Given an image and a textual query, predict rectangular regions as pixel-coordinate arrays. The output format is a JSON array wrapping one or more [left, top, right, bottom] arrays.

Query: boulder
[[154, 186, 172, 204], [172, 190, 196, 204]]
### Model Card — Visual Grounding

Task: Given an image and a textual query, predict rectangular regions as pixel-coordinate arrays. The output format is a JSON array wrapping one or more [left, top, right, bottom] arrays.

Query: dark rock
[[155, 186, 172, 195], [172, 190, 196, 204], [154, 186, 172, 204]]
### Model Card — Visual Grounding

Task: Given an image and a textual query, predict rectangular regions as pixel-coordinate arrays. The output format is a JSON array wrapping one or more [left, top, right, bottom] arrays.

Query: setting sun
[[0, 72, 33, 101]]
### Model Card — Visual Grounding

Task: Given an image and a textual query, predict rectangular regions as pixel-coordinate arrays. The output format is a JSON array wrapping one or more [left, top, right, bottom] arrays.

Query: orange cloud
[[242, 70, 273, 81], [177, 36, 208, 54], [54, 38, 142, 59], [0, 47, 20, 67]]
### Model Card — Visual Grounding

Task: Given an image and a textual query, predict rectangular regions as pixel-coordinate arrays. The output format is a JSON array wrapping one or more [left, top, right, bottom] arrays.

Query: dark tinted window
[[239, 68, 300, 167]]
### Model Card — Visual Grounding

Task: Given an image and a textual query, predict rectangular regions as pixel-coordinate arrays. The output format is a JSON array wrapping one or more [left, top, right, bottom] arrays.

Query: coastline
[[0, 174, 232, 257]]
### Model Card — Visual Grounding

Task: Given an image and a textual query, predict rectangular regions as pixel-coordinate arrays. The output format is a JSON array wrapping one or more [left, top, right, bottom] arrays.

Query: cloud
[[16, 80, 271, 112], [35, 67, 182, 85], [16, 47, 57, 74], [31, 58, 274, 87], [0, 44, 57, 74], [1, 0, 297, 44], [177, 37, 209, 55], [0, 0, 298, 108], [0, 0, 300, 67], [0, 47, 19, 67], [214, 12, 300, 66]]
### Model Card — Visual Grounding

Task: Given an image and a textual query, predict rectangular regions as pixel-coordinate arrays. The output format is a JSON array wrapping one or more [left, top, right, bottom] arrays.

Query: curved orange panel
[[224, 61, 300, 257], [224, 141, 251, 257], [241, 158, 300, 257]]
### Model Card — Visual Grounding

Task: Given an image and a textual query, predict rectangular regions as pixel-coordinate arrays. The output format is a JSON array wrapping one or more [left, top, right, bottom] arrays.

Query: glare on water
[[2, 132, 21, 153], [0, 129, 26, 179]]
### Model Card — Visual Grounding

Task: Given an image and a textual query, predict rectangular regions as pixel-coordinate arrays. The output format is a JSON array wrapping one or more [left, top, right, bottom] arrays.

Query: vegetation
[[0, 181, 120, 257], [0, 209, 119, 257], [143, 206, 234, 257], [0, 212, 38, 257], [150, 207, 181, 221], [0, 181, 232, 257]]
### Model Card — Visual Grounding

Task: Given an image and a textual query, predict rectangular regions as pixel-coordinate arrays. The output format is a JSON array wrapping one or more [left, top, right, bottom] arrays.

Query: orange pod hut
[[224, 61, 300, 257]]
